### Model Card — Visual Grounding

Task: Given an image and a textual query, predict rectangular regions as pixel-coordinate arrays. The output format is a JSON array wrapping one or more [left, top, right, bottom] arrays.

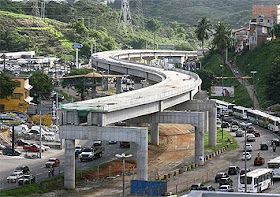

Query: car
[[240, 122, 252, 130], [230, 125, 239, 132], [246, 134, 255, 142], [215, 172, 229, 182], [120, 141, 130, 148], [260, 143, 269, 150], [271, 138, 280, 146], [243, 144, 253, 152], [221, 122, 230, 128], [223, 117, 233, 123], [254, 156, 265, 166], [199, 185, 215, 191], [2, 147, 21, 156], [190, 183, 204, 190], [0, 143, 6, 150], [16, 139, 30, 146], [247, 126, 255, 133], [216, 118, 222, 125], [14, 166, 30, 174], [235, 130, 244, 137], [218, 185, 234, 192], [228, 166, 240, 175], [109, 141, 117, 144], [23, 144, 45, 152], [240, 168, 251, 175], [45, 158, 60, 168], [219, 177, 233, 186], [18, 174, 35, 185], [231, 120, 239, 126], [242, 152, 252, 160], [252, 130, 260, 137], [7, 171, 23, 183], [161, 192, 177, 196], [93, 140, 102, 146]]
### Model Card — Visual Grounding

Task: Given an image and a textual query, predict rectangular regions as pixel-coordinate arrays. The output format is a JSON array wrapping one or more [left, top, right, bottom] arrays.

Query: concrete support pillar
[[150, 123, 159, 145], [103, 77, 108, 91], [204, 111, 209, 132], [130, 142, 137, 158], [64, 139, 75, 189], [136, 131, 148, 180], [209, 105, 217, 147], [116, 77, 122, 94], [195, 114, 204, 165], [91, 85, 97, 99]]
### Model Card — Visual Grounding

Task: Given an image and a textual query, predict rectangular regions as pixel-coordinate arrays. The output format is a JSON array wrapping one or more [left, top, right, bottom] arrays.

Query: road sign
[[72, 43, 83, 49]]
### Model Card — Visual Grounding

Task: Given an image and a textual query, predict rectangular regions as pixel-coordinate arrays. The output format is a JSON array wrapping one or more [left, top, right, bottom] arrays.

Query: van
[[2, 148, 21, 156], [13, 124, 29, 135], [44, 132, 55, 141]]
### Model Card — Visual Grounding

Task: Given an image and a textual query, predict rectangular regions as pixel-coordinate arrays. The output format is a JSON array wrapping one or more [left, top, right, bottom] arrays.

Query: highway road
[[0, 141, 128, 190], [206, 118, 280, 193]]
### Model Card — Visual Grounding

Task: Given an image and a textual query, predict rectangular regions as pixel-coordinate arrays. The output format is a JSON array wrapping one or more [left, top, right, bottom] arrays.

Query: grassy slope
[[200, 52, 252, 107], [235, 40, 280, 108]]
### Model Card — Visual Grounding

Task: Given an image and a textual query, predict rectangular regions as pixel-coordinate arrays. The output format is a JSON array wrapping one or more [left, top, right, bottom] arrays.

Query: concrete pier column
[[209, 104, 217, 147], [150, 123, 159, 145], [103, 77, 108, 91], [116, 77, 122, 94], [130, 142, 138, 158], [91, 85, 97, 99], [195, 113, 204, 165], [64, 139, 75, 189], [136, 129, 148, 180]]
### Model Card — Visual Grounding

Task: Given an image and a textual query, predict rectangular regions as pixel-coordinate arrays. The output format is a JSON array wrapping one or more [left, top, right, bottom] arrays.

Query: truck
[[79, 147, 104, 162]]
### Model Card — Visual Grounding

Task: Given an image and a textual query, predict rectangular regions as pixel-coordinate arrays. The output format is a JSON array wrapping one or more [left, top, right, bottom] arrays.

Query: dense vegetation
[[112, 0, 280, 28]]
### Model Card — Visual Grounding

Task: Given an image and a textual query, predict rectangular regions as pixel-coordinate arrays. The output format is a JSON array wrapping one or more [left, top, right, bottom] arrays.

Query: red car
[[23, 144, 45, 152], [45, 158, 60, 168], [254, 157, 265, 166], [252, 131, 260, 137]]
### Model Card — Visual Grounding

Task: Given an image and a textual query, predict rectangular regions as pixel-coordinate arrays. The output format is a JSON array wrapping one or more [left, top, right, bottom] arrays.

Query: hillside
[[111, 0, 280, 28]]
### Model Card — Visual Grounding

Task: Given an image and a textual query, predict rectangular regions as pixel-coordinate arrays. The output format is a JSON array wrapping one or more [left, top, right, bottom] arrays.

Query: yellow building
[[0, 75, 33, 112]]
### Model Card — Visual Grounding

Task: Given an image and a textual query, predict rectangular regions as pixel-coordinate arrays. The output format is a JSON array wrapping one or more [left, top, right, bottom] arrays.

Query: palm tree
[[195, 17, 212, 56], [212, 22, 232, 64]]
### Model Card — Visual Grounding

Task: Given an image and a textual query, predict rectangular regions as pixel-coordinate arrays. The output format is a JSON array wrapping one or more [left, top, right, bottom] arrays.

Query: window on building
[[19, 103, 24, 107], [12, 93, 22, 99]]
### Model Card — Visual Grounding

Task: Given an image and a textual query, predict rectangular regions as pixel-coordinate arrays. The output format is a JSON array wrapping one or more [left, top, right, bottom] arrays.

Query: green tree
[[62, 68, 94, 100], [195, 17, 212, 56], [272, 23, 280, 39], [0, 73, 17, 99], [212, 22, 232, 64], [145, 18, 162, 49], [265, 57, 280, 104], [30, 71, 53, 99], [195, 69, 216, 91]]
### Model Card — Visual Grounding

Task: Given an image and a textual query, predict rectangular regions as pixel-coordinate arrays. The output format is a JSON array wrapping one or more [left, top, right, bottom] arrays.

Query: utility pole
[[251, 70, 257, 109], [39, 111, 42, 158], [220, 65, 224, 140], [119, 0, 133, 33], [40, 1, 45, 20]]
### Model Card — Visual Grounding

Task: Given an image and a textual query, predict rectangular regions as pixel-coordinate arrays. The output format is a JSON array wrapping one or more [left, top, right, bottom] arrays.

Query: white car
[[246, 134, 255, 142], [218, 185, 234, 192], [231, 125, 239, 132], [7, 171, 23, 183], [242, 152, 252, 160], [243, 144, 253, 152]]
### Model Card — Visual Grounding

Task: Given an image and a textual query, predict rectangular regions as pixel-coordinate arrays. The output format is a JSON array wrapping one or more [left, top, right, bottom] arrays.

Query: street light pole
[[250, 71, 257, 109], [220, 65, 224, 140], [116, 153, 133, 197], [244, 127, 247, 193]]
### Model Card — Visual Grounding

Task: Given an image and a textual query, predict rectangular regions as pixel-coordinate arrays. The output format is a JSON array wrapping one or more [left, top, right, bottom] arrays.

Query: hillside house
[[232, 27, 249, 52]]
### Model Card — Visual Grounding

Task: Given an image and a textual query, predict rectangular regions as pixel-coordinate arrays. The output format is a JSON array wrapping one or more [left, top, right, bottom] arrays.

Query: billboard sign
[[72, 43, 83, 49], [211, 86, 235, 97]]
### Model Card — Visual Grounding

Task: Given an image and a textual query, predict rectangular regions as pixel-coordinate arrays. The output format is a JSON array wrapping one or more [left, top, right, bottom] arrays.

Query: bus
[[233, 106, 249, 120], [268, 116, 280, 133], [213, 99, 235, 115], [238, 168, 273, 193], [267, 156, 280, 178], [247, 109, 269, 128], [217, 105, 229, 116]]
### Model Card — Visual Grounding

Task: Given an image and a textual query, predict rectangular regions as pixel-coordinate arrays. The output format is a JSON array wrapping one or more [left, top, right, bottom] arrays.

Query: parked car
[[218, 185, 234, 192], [260, 143, 269, 150], [93, 140, 102, 146], [109, 141, 117, 144], [45, 158, 60, 168], [16, 139, 30, 146], [199, 185, 215, 191], [252, 130, 260, 137], [254, 156, 265, 166], [228, 166, 240, 175], [243, 144, 253, 152], [219, 177, 233, 186], [18, 174, 35, 185], [221, 122, 230, 128], [271, 138, 280, 146], [120, 141, 130, 148], [215, 172, 229, 182], [190, 183, 203, 190], [23, 144, 45, 152], [7, 171, 23, 183], [236, 130, 244, 137], [242, 152, 252, 160], [2, 148, 21, 156], [240, 168, 251, 175], [230, 125, 239, 132], [246, 134, 255, 142], [14, 166, 30, 174]]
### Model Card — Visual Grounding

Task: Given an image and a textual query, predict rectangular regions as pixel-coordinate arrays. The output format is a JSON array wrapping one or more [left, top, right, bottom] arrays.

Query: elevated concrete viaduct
[[60, 50, 216, 189]]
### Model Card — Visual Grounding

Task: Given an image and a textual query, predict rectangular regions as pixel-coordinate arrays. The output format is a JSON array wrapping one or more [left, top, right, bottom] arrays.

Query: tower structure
[[119, 0, 133, 33], [136, 0, 144, 28], [41, 1, 46, 20], [32, 0, 40, 18]]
